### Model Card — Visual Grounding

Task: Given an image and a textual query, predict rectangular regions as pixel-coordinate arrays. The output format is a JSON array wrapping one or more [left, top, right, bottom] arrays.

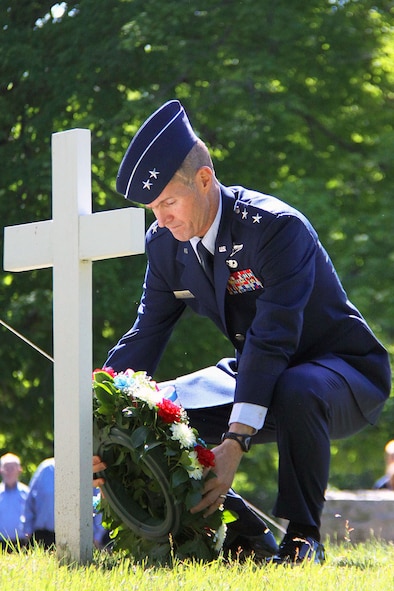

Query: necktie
[[197, 240, 214, 284]]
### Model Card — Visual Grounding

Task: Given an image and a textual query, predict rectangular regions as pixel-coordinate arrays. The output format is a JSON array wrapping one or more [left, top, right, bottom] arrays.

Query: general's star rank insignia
[[252, 213, 262, 224]]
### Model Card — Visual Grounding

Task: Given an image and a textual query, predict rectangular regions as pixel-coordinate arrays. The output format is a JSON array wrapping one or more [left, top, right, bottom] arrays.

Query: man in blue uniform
[[96, 100, 391, 564]]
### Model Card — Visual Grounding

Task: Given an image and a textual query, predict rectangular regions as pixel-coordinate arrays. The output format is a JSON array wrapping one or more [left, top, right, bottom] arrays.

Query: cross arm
[[79, 207, 145, 261], [4, 220, 53, 272]]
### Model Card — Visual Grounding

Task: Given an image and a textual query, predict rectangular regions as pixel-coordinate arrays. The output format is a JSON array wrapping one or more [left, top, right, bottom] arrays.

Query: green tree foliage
[[0, 1, 393, 501]]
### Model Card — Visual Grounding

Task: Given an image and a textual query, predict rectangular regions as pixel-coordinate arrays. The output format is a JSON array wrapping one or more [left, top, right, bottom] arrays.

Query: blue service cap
[[116, 100, 198, 204]]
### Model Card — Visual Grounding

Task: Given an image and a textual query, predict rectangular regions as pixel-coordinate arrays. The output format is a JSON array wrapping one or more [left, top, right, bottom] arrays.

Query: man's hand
[[190, 422, 255, 517], [190, 438, 244, 517], [93, 455, 106, 487]]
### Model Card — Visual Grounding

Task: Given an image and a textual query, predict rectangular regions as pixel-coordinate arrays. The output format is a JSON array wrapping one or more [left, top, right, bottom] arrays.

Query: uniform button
[[234, 333, 245, 342]]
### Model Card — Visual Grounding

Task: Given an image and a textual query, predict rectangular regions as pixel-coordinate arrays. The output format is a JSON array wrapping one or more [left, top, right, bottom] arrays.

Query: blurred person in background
[[0, 452, 29, 550], [24, 457, 55, 549], [25, 458, 111, 550], [373, 440, 394, 490]]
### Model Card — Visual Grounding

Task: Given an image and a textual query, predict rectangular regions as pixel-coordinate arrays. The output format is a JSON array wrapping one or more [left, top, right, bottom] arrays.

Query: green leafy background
[[0, 0, 393, 513]]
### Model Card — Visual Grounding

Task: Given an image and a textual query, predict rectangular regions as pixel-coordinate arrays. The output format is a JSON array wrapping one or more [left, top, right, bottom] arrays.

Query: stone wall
[[320, 489, 394, 543]]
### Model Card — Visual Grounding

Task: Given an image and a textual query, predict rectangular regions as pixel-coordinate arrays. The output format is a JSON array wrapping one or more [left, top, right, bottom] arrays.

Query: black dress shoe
[[267, 533, 325, 566], [223, 528, 279, 562], [222, 489, 279, 561]]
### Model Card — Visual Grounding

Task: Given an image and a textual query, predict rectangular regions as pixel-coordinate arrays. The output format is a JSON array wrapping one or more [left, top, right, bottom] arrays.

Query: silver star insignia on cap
[[252, 213, 262, 223], [143, 179, 153, 190], [149, 168, 160, 179]]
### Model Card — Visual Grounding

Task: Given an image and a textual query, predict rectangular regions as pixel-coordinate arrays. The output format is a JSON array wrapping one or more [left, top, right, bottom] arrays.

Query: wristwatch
[[221, 431, 252, 452]]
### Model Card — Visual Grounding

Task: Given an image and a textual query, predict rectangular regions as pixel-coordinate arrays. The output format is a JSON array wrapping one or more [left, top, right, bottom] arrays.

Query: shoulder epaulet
[[232, 199, 267, 226], [146, 220, 167, 241], [232, 189, 301, 226]]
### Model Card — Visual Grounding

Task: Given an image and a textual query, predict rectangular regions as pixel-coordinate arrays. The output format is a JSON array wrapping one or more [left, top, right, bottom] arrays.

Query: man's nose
[[155, 210, 170, 228]]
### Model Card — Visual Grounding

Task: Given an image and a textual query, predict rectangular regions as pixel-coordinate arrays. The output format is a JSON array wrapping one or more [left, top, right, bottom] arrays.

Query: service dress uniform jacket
[[106, 184, 391, 428]]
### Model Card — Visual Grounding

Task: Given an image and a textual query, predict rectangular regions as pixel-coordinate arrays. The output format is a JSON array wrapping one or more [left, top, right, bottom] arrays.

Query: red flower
[[92, 367, 117, 379], [195, 444, 215, 468], [157, 398, 182, 424]]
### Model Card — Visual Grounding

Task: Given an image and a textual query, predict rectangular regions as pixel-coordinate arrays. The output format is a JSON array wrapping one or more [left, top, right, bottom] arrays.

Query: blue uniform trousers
[[186, 362, 368, 529]]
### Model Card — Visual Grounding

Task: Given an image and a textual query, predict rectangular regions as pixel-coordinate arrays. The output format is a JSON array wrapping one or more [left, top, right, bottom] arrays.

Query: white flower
[[214, 523, 227, 552], [133, 385, 162, 409], [187, 450, 204, 480], [170, 422, 197, 449]]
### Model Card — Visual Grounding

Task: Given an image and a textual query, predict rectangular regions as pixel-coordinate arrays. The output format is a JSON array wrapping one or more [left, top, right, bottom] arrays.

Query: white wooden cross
[[3, 129, 145, 563]]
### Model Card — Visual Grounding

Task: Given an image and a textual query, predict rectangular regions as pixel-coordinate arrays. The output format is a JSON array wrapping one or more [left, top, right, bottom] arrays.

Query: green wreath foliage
[[93, 368, 231, 562]]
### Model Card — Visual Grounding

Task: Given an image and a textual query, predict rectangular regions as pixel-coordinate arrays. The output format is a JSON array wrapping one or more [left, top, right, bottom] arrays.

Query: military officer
[[96, 100, 391, 564]]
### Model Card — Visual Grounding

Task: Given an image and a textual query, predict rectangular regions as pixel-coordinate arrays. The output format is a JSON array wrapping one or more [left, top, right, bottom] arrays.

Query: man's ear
[[195, 166, 213, 191]]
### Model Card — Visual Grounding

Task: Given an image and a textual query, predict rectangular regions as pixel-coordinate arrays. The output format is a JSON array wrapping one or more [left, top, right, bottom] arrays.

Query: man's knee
[[272, 368, 329, 422]]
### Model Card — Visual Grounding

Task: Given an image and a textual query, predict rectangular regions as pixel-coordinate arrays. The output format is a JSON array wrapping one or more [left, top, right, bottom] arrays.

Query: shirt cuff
[[229, 402, 268, 431]]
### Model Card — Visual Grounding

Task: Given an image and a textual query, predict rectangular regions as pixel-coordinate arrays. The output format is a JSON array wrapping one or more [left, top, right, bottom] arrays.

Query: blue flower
[[114, 374, 134, 390]]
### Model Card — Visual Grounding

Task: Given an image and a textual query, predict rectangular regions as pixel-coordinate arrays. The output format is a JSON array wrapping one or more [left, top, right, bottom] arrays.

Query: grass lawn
[[1, 540, 393, 591]]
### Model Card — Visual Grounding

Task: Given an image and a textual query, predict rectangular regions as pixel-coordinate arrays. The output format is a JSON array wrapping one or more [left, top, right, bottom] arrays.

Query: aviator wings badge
[[230, 243, 243, 257], [226, 243, 244, 269]]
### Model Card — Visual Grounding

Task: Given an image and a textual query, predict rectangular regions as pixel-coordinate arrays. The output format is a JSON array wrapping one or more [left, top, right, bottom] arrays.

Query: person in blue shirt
[[373, 440, 394, 490], [0, 453, 29, 549], [94, 100, 391, 565], [25, 458, 111, 550], [24, 457, 55, 548]]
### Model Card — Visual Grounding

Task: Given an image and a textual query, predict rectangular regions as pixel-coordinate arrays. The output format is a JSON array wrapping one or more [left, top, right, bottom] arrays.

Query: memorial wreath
[[92, 367, 230, 561]]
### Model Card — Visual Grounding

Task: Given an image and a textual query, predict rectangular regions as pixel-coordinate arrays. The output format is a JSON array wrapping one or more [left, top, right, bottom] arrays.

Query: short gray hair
[[173, 139, 214, 187]]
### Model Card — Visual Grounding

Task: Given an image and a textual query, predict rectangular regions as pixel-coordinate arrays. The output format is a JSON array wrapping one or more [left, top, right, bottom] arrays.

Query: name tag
[[173, 290, 195, 299], [227, 269, 263, 295]]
